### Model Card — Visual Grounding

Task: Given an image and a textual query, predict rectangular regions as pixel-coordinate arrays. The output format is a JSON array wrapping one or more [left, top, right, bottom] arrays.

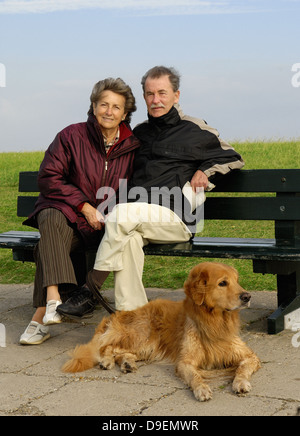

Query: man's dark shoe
[[57, 287, 96, 319], [86, 270, 115, 314]]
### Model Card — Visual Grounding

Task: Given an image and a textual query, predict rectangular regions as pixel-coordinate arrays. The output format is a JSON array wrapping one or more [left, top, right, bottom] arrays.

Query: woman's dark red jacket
[[24, 114, 140, 246]]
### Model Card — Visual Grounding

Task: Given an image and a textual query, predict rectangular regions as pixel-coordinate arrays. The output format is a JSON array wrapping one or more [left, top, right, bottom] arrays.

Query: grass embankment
[[0, 141, 299, 290]]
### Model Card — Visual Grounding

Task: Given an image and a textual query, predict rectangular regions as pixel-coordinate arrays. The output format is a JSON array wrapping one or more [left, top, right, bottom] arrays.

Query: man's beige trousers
[[93, 202, 192, 311]]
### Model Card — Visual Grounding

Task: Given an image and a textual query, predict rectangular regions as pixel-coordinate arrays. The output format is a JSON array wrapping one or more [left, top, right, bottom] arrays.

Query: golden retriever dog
[[62, 262, 261, 401]]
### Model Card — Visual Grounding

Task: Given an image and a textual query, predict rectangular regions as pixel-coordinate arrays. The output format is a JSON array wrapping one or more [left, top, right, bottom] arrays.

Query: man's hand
[[81, 203, 104, 231], [190, 170, 209, 191]]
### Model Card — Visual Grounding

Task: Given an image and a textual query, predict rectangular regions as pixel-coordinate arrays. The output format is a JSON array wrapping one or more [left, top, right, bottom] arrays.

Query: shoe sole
[[57, 311, 94, 321], [43, 318, 62, 326], [20, 333, 51, 345]]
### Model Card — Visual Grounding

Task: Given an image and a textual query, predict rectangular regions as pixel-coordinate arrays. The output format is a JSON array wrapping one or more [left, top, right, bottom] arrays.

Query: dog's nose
[[240, 292, 251, 303]]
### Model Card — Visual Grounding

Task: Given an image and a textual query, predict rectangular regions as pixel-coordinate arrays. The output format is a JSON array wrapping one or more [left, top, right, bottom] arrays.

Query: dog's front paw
[[121, 360, 137, 374], [232, 378, 252, 395], [99, 357, 115, 370], [193, 384, 212, 402]]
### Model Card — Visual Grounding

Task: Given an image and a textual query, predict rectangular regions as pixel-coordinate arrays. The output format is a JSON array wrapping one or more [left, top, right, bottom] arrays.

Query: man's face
[[143, 75, 180, 118]]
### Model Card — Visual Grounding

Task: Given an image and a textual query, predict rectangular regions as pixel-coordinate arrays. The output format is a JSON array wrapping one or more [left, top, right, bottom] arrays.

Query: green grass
[[0, 140, 300, 290]]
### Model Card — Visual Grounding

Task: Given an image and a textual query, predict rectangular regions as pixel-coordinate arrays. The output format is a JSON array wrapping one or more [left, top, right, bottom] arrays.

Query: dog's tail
[[61, 317, 110, 372], [62, 316, 111, 373], [62, 342, 99, 373]]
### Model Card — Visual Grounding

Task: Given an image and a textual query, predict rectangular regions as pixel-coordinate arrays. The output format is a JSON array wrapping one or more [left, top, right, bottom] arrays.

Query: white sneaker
[[43, 300, 62, 325], [20, 321, 50, 345]]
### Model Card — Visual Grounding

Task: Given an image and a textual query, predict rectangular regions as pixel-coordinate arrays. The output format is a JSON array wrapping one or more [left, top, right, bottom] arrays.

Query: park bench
[[0, 169, 300, 335]]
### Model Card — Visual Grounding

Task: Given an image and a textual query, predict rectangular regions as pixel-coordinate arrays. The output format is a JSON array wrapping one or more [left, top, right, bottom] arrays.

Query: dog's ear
[[184, 267, 208, 306]]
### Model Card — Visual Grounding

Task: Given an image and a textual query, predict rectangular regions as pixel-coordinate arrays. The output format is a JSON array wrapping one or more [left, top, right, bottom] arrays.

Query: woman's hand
[[81, 203, 104, 230]]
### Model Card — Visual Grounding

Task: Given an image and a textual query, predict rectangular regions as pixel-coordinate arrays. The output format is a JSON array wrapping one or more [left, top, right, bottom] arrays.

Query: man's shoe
[[57, 287, 96, 319], [20, 321, 50, 345], [86, 270, 115, 314]]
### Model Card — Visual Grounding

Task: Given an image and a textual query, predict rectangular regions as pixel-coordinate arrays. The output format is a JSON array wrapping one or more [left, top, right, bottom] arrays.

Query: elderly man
[[58, 66, 244, 316]]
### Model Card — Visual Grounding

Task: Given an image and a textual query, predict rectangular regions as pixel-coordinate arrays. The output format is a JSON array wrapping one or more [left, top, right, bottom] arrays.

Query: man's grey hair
[[141, 66, 181, 93]]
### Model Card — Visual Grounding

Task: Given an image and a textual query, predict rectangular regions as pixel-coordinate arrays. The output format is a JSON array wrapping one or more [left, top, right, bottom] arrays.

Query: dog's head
[[184, 262, 251, 312]]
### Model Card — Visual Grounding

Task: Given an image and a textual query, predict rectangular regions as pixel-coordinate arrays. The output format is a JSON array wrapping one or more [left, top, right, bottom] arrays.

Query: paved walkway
[[0, 284, 299, 417]]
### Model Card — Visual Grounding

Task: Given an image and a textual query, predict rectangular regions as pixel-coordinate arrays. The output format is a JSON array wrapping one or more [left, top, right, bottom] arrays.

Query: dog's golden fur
[[62, 262, 261, 401]]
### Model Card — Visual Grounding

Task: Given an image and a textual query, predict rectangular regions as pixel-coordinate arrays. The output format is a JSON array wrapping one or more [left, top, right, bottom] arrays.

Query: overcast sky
[[0, 0, 300, 152]]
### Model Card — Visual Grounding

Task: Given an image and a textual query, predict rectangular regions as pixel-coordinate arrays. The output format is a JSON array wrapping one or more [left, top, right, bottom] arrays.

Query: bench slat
[[18, 170, 300, 193], [20, 169, 300, 193], [204, 196, 300, 220], [17, 196, 38, 217], [16, 195, 300, 221], [213, 169, 300, 192], [0, 231, 40, 249], [144, 237, 300, 261], [19, 171, 39, 192], [1, 231, 300, 262]]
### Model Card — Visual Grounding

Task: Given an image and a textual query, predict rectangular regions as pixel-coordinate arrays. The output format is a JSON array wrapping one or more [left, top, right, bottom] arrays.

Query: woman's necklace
[[103, 128, 120, 154]]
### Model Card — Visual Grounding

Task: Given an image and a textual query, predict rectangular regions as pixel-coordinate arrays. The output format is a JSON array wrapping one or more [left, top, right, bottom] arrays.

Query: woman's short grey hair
[[88, 77, 137, 124], [141, 66, 181, 93]]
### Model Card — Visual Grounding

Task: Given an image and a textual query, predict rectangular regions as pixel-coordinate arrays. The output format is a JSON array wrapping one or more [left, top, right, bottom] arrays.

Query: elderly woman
[[20, 78, 140, 345]]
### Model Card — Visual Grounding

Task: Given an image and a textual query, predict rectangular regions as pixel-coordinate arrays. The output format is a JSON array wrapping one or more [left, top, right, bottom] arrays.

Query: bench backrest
[[18, 169, 300, 247]]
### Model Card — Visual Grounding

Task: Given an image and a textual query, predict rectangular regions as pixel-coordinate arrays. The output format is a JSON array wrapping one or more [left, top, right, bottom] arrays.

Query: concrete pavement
[[0, 283, 299, 417]]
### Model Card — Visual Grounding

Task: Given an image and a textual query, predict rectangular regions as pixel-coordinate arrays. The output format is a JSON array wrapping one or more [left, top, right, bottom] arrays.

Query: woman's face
[[93, 90, 127, 132]]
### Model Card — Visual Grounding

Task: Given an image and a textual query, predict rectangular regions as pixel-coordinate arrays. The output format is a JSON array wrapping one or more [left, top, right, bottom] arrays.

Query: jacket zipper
[[100, 139, 139, 187], [101, 160, 108, 186]]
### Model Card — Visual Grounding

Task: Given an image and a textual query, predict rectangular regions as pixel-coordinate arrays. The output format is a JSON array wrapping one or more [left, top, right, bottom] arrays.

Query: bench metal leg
[[268, 295, 300, 334], [253, 261, 300, 334], [267, 271, 300, 334]]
